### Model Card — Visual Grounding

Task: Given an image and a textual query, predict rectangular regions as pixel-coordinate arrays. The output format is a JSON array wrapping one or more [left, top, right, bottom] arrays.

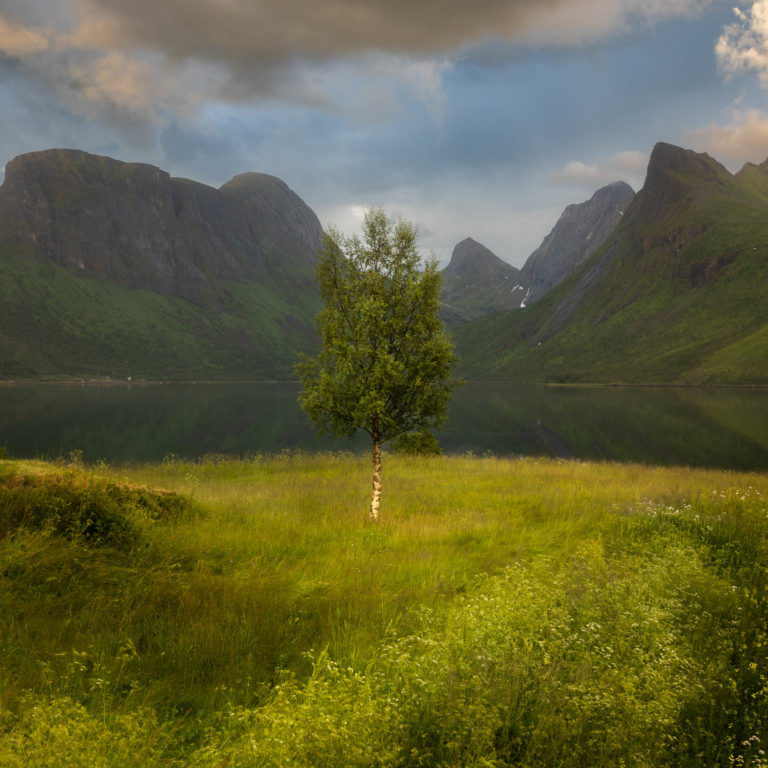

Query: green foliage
[[1, 455, 768, 765], [183, 482, 768, 767], [0, 467, 191, 549], [0, 696, 166, 768], [455, 160, 768, 385], [0, 241, 319, 381], [390, 429, 442, 455], [296, 208, 459, 443]]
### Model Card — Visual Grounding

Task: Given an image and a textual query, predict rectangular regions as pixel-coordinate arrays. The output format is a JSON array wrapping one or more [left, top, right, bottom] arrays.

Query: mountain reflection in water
[[1, 382, 767, 470]]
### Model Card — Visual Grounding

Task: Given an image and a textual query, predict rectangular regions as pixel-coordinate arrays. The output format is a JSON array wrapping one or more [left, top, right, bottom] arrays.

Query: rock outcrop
[[516, 181, 635, 307], [440, 237, 521, 323], [0, 149, 323, 308]]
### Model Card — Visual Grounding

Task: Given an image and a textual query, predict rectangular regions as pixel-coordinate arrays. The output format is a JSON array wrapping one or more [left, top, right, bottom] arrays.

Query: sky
[[2, 1, 768, 267]]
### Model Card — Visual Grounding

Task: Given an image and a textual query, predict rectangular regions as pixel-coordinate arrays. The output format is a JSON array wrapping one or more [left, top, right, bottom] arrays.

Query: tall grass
[[1, 453, 766, 765]]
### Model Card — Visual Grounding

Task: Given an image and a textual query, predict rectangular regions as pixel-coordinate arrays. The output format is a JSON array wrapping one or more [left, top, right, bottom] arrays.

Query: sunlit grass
[[1, 453, 767, 766]]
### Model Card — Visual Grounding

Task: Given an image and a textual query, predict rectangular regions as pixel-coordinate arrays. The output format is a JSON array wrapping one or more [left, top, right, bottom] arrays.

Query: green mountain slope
[[454, 143, 768, 384], [0, 242, 319, 380], [0, 149, 323, 380]]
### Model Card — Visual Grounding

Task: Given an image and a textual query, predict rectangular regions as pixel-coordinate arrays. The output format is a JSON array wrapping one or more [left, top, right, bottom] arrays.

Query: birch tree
[[296, 207, 459, 521]]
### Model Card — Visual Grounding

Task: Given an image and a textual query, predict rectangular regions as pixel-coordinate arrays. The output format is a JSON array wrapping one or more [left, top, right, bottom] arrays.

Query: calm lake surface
[[1, 382, 768, 470]]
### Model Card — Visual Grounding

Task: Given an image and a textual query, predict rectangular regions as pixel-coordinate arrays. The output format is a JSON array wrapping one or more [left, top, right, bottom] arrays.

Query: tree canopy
[[296, 207, 459, 520]]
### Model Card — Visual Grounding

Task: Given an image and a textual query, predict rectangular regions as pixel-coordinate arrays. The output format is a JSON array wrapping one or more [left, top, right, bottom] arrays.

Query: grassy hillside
[[1, 453, 767, 765], [0, 148, 325, 381], [0, 241, 320, 380], [455, 145, 768, 384]]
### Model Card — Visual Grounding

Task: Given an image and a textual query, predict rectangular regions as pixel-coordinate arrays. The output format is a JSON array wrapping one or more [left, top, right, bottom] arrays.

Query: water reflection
[[444, 383, 768, 470], [0, 382, 767, 470]]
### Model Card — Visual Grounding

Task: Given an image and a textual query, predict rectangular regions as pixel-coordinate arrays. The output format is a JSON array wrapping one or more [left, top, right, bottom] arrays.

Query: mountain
[[439, 237, 521, 323], [515, 181, 635, 307], [440, 182, 633, 323], [0, 149, 323, 380], [454, 142, 768, 385]]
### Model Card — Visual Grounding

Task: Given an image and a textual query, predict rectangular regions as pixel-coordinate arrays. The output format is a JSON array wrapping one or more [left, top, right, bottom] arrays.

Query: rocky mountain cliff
[[516, 181, 635, 307], [0, 149, 323, 309], [454, 142, 768, 384], [441, 182, 634, 322], [439, 238, 521, 323], [0, 149, 324, 380]]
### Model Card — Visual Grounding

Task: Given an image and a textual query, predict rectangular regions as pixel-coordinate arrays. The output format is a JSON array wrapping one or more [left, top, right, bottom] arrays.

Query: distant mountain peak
[[443, 237, 516, 279], [594, 180, 634, 199], [516, 180, 635, 307], [646, 142, 726, 183], [633, 142, 731, 225], [439, 238, 520, 323]]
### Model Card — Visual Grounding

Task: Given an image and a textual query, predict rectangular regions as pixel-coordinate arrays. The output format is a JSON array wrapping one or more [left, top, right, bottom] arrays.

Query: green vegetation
[[297, 208, 458, 519], [1, 452, 767, 765], [0, 241, 319, 381], [455, 148, 768, 385]]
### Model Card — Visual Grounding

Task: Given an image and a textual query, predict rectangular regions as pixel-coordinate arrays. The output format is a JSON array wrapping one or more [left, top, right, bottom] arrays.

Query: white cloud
[[684, 109, 768, 166], [716, 1, 768, 84], [515, 0, 712, 45], [0, 0, 717, 130], [0, 13, 48, 56], [314, 170, 563, 269], [549, 150, 647, 188]]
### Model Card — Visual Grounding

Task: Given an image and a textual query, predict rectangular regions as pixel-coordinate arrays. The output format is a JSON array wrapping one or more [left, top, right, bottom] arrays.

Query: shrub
[[0, 696, 166, 768], [0, 470, 192, 550], [390, 430, 442, 456]]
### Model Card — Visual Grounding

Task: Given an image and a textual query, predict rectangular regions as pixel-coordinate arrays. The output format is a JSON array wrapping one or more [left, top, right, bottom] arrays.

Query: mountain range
[[0, 142, 766, 384], [454, 142, 768, 384], [0, 149, 322, 379], [438, 180, 634, 323]]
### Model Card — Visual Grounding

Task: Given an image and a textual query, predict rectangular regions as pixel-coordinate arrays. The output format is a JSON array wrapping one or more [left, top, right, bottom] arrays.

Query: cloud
[[371, 56, 454, 125], [1, 0, 716, 122], [68, 52, 160, 116], [549, 150, 647, 186], [71, 0, 713, 65], [0, 13, 48, 56], [716, 1, 768, 84], [684, 109, 768, 166], [512, 0, 711, 46]]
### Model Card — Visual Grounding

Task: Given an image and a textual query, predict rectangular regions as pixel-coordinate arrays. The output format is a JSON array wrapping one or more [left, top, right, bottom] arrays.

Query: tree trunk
[[370, 429, 382, 522]]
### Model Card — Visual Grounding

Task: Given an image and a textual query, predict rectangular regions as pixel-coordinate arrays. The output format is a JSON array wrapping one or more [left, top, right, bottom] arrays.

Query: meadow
[[0, 451, 767, 766]]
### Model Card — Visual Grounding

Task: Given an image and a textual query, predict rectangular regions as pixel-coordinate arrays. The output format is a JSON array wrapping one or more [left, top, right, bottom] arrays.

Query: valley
[[1, 142, 767, 385]]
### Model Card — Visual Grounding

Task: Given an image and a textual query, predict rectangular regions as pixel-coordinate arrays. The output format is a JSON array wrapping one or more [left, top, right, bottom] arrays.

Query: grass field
[[1, 452, 767, 766]]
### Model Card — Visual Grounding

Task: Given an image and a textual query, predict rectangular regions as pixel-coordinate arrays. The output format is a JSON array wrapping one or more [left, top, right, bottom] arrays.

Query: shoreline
[[2, 378, 768, 390]]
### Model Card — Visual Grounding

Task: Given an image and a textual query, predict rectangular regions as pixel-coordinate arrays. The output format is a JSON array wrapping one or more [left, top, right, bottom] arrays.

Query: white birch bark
[[370, 434, 382, 522]]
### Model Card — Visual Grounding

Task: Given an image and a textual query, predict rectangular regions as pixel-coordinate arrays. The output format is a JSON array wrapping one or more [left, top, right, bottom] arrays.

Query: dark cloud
[[79, 0, 557, 64], [75, 0, 712, 80], [0, 0, 715, 121]]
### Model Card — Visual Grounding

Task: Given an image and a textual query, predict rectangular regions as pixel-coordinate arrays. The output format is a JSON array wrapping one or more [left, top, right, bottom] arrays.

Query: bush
[[0, 470, 192, 550], [390, 430, 442, 456], [0, 696, 166, 768]]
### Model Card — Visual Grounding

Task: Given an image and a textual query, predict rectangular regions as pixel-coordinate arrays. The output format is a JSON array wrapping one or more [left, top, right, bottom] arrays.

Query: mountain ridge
[[453, 142, 768, 385], [517, 180, 635, 307], [2, 142, 767, 384], [0, 148, 324, 380], [0, 148, 323, 309], [439, 238, 521, 323]]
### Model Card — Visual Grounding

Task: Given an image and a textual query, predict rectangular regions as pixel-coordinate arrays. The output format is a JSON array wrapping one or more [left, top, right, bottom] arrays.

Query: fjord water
[[1, 382, 767, 469]]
